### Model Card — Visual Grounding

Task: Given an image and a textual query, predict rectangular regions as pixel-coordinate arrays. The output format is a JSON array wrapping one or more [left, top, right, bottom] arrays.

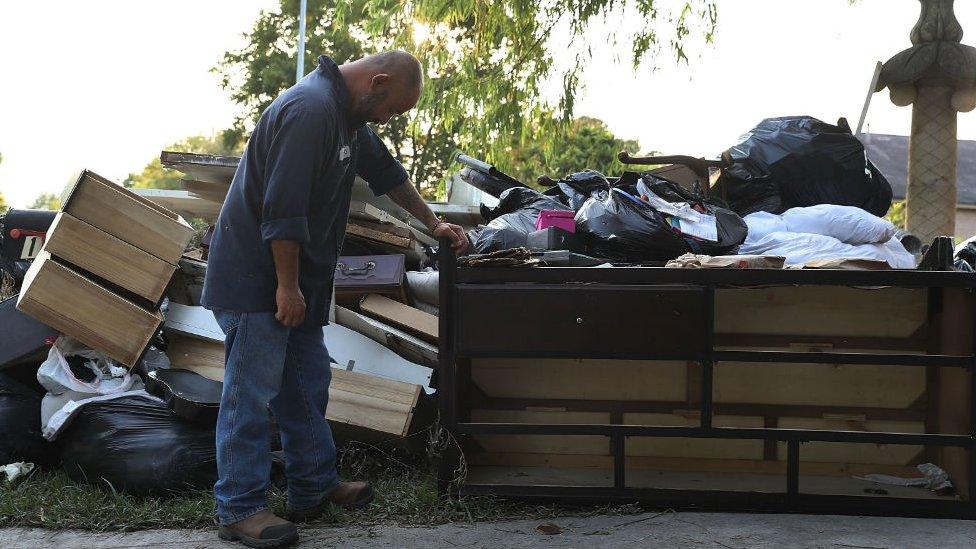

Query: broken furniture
[[17, 170, 193, 366], [360, 293, 438, 344], [437, 242, 976, 519], [335, 254, 407, 306], [162, 304, 434, 439]]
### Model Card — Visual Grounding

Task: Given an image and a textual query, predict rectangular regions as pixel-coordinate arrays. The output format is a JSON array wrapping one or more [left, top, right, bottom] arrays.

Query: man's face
[[348, 76, 420, 129]]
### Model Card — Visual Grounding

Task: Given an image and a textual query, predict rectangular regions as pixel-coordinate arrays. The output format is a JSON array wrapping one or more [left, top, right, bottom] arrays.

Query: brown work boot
[[286, 481, 375, 522], [217, 509, 298, 548]]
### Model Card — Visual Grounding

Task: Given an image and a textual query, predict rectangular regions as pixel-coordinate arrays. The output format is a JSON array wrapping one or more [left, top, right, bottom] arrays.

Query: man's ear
[[369, 73, 391, 91]]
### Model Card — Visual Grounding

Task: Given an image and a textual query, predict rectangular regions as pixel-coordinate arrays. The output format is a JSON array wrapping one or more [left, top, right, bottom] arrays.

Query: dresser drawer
[[455, 285, 707, 357]]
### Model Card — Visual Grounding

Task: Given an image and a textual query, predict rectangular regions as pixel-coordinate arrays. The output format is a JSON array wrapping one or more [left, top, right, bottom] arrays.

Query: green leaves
[[215, 0, 716, 196]]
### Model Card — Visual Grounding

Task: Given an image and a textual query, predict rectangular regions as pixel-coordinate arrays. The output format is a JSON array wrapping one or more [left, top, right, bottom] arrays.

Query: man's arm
[[387, 181, 470, 254], [270, 240, 305, 327]]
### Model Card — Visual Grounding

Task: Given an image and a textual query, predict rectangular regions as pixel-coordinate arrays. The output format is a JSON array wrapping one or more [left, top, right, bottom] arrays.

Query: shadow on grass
[[0, 441, 632, 532]]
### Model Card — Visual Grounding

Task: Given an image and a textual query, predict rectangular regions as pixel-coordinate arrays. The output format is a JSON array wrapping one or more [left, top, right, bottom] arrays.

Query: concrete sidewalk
[[3, 511, 976, 548]]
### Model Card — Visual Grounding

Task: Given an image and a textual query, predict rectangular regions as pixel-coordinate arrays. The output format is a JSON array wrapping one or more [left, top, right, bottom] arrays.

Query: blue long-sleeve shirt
[[202, 56, 408, 325]]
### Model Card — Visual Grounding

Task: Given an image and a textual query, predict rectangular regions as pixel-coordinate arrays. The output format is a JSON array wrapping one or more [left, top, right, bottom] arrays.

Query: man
[[202, 50, 469, 548]]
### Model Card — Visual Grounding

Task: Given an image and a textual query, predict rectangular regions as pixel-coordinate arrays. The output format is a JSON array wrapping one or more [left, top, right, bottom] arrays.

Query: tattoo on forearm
[[389, 182, 439, 229]]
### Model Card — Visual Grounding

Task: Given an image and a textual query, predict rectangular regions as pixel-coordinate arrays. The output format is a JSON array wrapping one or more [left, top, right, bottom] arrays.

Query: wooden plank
[[349, 201, 413, 229], [471, 358, 687, 401], [776, 417, 924, 465], [625, 413, 765, 460], [133, 189, 222, 221], [160, 151, 239, 185], [17, 251, 162, 366], [466, 452, 923, 478], [327, 367, 422, 436], [714, 287, 928, 339], [164, 333, 424, 437], [181, 179, 229, 203], [937, 288, 973, 500], [334, 306, 438, 366], [43, 212, 176, 303], [360, 294, 438, 343], [348, 217, 437, 247], [714, 362, 926, 409], [346, 222, 414, 248], [166, 334, 225, 382], [471, 409, 611, 455], [62, 171, 194, 264]]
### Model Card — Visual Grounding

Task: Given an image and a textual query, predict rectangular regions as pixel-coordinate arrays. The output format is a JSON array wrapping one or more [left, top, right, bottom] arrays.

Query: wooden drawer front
[[456, 285, 707, 357], [62, 170, 193, 264], [17, 251, 162, 366], [43, 212, 176, 303]]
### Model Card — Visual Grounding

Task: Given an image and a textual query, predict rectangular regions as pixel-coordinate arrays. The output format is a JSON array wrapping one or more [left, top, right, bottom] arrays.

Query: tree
[[886, 200, 906, 230], [29, 192, 60, 210], [216, 1, 714, 197], [124, 133, 242, 190], [507, 117, 641, 185]]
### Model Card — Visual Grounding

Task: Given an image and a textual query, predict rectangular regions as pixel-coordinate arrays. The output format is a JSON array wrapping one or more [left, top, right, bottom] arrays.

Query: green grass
[[0, 441, 631, 532]]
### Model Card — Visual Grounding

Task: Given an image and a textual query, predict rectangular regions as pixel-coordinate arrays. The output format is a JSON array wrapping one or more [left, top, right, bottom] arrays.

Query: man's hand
[[275, 285, 306, 327], [386, 181, 470, 255], [433, 221, 470, 254]]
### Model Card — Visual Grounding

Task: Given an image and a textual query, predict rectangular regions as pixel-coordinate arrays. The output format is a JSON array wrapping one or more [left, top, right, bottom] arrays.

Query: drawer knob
[[576, 317, 583, 324]]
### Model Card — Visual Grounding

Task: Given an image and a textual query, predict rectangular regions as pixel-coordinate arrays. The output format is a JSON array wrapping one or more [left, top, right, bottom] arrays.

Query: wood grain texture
[[346, 222, 414, 248], [63, 171, 194, 264], [43, 212, 175, 302], [182, 179, 230, 203], [714, 287, 928, 339], [328, 368, 422, 436], [166, 334, 226, 382], [17, 251, 162, 366], [164, 336, 424, 436], [360, 294, 438, 343]]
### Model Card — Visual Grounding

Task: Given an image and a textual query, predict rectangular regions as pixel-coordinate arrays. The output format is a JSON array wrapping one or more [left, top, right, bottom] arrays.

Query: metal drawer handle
[[337, 261, 376, 278], [576, 317, 583, 324]]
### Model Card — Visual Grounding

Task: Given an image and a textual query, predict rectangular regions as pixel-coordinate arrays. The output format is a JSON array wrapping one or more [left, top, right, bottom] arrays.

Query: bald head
[[363, 50, 424, 93], [338, 49, 424, 128]]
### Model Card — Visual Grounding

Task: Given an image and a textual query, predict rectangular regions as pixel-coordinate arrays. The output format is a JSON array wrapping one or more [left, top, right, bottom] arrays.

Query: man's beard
[[348, 90, 387, 129]]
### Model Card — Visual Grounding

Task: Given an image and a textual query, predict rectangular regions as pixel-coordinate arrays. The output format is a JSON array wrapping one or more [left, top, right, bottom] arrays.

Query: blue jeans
[[212, 310, 339, 525]]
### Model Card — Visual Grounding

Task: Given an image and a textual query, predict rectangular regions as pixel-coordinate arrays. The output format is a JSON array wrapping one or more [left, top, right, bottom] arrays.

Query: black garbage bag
[[544, 170, 612, 210], [576, 177, 747, 263], [473, 187, 572, 253], [955, 235, 976, 270], [0, 372, 57, 467], [59, 396, 216, 496], [714, 116, 892, 217]]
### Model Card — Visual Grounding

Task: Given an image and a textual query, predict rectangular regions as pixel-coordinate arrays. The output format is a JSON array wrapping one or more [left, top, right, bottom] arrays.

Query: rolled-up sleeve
[[260, 107, 331, 242], [356, 126, 409, 196]]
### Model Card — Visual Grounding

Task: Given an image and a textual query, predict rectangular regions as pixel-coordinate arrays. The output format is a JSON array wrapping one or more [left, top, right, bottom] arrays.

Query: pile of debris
[[0, 150, 485, 494], [0, 113, 968, 496]]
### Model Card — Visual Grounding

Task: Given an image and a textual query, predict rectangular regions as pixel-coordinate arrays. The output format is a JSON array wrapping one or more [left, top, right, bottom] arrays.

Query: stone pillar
[[876, 0, 976, 242], [907, 86, 957, 241]]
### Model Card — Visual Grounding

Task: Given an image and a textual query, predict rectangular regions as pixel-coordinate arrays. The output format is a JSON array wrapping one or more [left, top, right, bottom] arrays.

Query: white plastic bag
[[37, 337, 133, 396], [743, 211, 788, 243], [782, 204, 896, 245], [406, 269, 439, 306], [739, 231, 916, 269]]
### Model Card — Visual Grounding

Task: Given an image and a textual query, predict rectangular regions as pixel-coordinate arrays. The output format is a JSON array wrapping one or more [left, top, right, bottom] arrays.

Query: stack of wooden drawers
[[17, 170, 194, 366]]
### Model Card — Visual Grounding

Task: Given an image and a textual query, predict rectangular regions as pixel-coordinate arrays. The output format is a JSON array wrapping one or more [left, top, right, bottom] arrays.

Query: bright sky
[[2, 0, 975, 207]]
